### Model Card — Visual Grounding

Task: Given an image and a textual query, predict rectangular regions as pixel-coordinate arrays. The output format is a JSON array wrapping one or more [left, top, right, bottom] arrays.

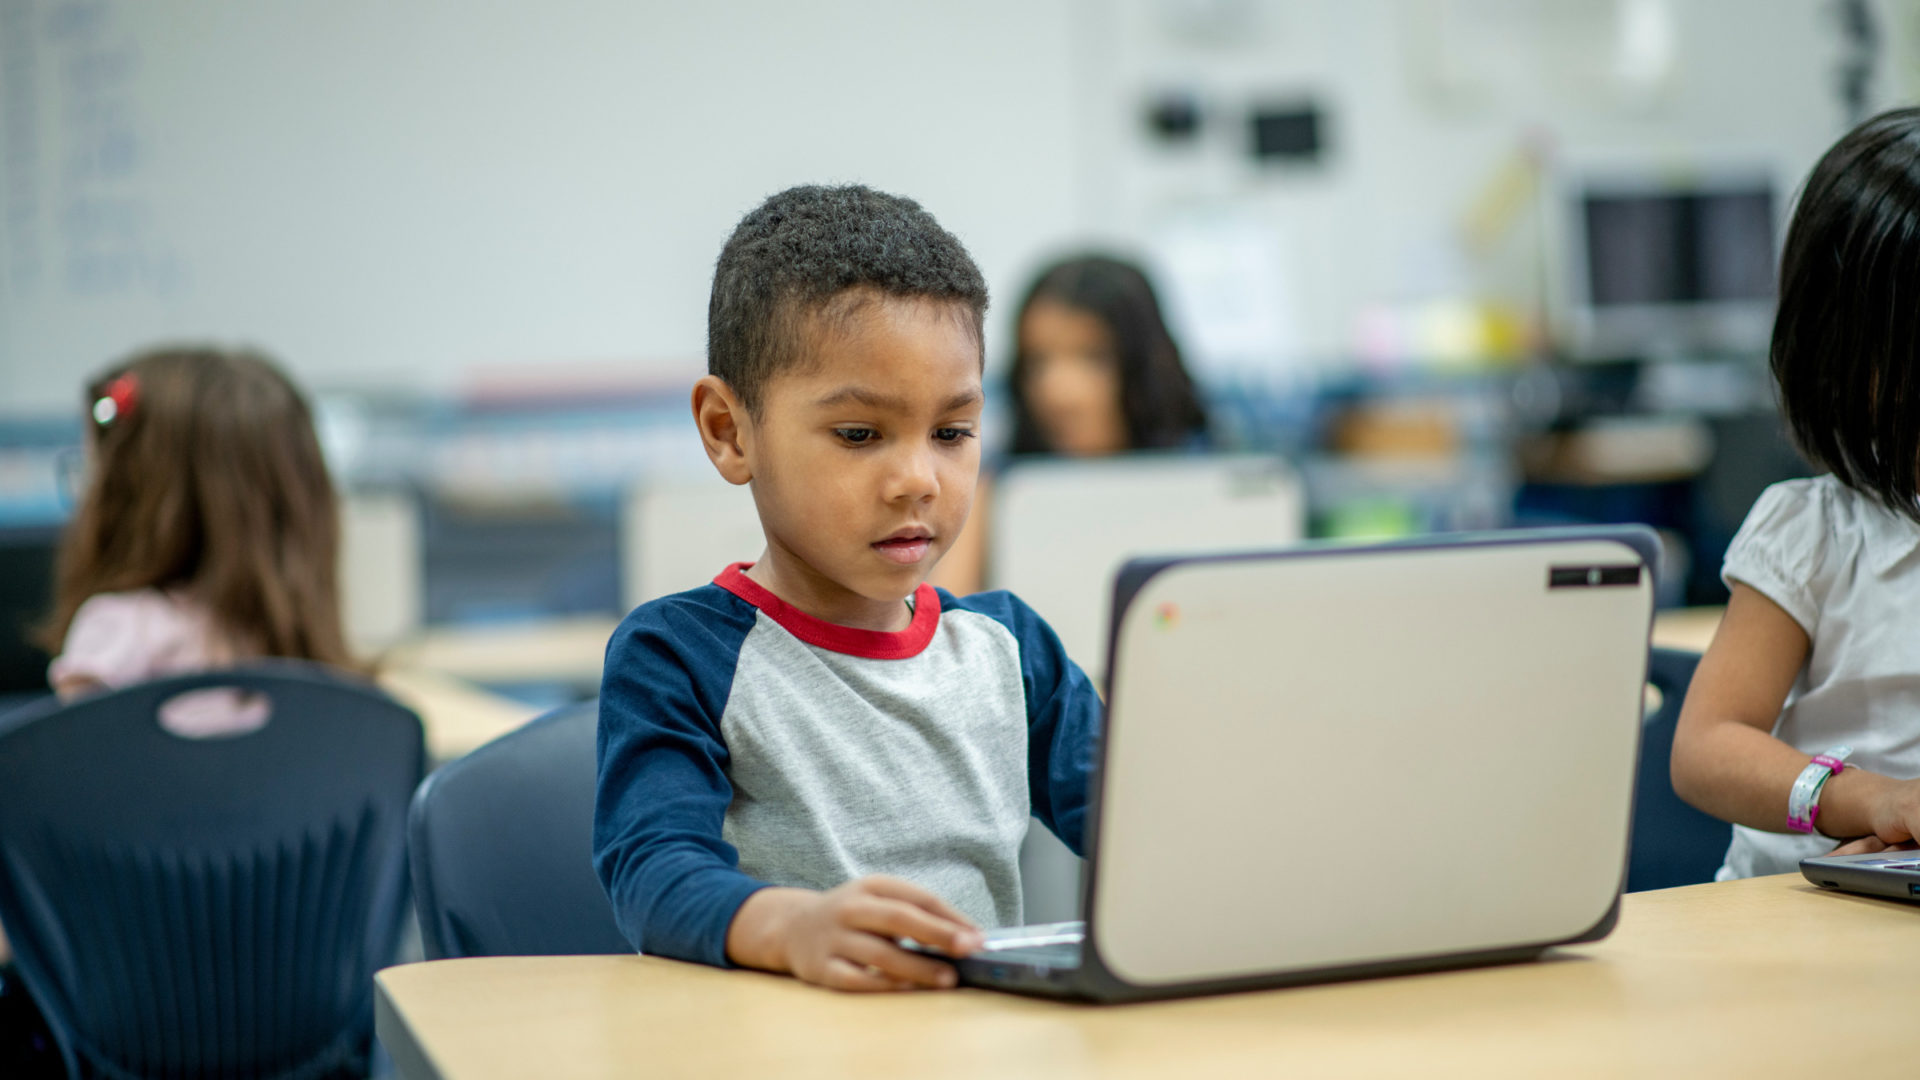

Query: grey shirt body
[[721, 604, 1033, 927]]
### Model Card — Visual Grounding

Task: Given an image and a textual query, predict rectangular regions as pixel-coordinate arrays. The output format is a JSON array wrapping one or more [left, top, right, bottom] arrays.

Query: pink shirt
[[48, 589, 269, 738]]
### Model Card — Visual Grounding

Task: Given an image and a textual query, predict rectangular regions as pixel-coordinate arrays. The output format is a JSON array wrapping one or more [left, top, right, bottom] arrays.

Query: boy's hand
[[726, 876, 985, 992]]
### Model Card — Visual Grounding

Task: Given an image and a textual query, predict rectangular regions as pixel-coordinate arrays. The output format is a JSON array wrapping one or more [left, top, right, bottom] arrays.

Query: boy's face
[[724, 294, 984, 614]]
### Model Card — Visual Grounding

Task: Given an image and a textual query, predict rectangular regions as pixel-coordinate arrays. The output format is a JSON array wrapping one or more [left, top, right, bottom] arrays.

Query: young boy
[[593, 185, 1102, 992]]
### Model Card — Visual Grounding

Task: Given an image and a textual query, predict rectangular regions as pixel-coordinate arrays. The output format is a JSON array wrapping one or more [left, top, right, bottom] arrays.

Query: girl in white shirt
[[1673, 108, 1920, 875]]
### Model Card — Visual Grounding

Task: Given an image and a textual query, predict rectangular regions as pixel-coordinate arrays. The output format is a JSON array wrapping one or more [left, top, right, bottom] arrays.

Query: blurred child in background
[[1007, 254, 1209, 458], [38, 346, 357, 736], [932, 254, 1211, 593], [2, 346, 357, 1055]]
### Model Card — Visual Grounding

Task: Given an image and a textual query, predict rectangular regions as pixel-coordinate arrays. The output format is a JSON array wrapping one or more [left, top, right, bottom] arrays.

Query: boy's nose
[[885, 445, 940, 502]]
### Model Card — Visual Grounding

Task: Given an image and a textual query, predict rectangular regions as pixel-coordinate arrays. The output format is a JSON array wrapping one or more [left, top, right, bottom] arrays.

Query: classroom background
[[0, 0, 1910, 712], [9, 2, 1920, 1076]]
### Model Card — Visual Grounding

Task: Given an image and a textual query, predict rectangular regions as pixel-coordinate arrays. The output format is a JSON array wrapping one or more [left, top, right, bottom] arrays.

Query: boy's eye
[[935, 428, 977, 443], [834, 428, 877, 445]]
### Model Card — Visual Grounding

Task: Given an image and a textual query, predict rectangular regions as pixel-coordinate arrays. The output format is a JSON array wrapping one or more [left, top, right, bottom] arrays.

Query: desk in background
[[376, 666, 544, 763], [390, 608, 1725, 689], [1650, 606, 1722, 654], [338, 612, 628, 764], [384, 616, 618, 692], [381, 607, 1725, 764], [379, 618, 615, 762], [376, 873, 1915, 1079]]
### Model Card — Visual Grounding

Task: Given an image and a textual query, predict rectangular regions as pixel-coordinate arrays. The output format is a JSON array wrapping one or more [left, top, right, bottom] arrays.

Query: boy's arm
[[595, 612, 985, 986], [993, 595, 1101, 854], [593, 619, 768, 967]]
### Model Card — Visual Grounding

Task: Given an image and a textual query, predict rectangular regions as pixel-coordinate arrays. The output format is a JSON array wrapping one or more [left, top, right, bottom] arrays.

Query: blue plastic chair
[[1627, 648, 1732, 892], [408, 699, 630, 960], [0, 664, 424, 1079]]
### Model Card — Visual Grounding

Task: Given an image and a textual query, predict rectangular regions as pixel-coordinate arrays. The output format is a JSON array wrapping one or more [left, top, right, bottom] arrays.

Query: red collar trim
[[713, 563, 940, 660]]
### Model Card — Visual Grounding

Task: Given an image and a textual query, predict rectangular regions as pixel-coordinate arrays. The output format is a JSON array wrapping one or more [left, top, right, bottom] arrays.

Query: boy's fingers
[[839, 933, 958, 989], [846, 896, 982, 955], [860, 876, 979, 928], [819, 958, 910, 993], [1831, 836, 1890, 856]]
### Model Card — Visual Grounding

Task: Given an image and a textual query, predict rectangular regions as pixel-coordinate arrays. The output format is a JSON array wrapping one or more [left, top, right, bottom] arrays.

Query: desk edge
[[376, 970, 448, 1080]]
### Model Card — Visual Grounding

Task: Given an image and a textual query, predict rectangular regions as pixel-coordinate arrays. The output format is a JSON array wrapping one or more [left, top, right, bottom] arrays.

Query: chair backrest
[[0, 664, 424, 1080], [408, 699, 630, 960], [1628, 648, 1732, 891]]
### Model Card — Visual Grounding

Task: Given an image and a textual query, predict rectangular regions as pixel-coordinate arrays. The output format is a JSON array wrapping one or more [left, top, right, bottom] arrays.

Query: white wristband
[[1786, 745, 1852, 835]]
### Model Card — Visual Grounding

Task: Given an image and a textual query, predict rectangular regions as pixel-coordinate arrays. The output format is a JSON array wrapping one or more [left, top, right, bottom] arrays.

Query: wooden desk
[[377, 605, 1724, 763], [1650, 606, 1723, 654], [376, 665, 544, 763], [384, 609, 1727, 694], [384, 616, 619, 689], [376, 874, 1917, 1079], [373, 617, 619, 762]]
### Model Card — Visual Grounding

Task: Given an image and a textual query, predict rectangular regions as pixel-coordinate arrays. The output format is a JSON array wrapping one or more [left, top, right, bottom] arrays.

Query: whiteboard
[[0, 0, 1083, 411]]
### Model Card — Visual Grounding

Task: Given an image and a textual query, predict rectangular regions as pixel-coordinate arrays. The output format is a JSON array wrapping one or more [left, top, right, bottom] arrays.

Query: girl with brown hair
[[38, 346, 356, 735]]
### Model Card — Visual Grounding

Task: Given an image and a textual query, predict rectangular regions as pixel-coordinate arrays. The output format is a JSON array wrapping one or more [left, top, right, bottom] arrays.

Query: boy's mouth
[[872, 527, 934, 566]]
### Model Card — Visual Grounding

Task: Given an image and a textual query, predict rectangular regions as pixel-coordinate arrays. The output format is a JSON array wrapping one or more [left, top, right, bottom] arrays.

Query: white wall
[[0, 0, 1084, 411], [2, 0, 1909, 413], [1072, 0, 1891, 375]]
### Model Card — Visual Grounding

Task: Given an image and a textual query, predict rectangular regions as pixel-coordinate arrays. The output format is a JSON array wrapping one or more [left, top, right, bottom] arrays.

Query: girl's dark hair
[[39, 346, 357, 670], [1773, 107, 1920, 522], [1008, 255, 1208, 455]]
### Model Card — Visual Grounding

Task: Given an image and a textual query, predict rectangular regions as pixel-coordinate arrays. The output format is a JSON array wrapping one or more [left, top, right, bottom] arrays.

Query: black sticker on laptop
[[1548, 565, 1642, 589]]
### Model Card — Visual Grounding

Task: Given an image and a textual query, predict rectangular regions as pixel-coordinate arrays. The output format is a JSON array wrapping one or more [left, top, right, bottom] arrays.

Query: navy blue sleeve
[[943, 590, 1102, 855], [592, 587, 766, 967]]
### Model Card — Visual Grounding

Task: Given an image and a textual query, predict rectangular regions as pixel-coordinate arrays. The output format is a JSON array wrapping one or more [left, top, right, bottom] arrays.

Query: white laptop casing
[[989, 528, 1656, 1001]]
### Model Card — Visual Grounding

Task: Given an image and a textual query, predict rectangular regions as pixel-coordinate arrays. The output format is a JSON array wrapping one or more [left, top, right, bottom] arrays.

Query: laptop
[[938, 527, 1657, 1002], [991, 454, 1305, 925], [1801, 851, 1920, 903]]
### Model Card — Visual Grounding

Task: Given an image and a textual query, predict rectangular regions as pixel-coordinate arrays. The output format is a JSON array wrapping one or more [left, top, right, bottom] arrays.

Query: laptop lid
[[1082, 529, 1654, 992]]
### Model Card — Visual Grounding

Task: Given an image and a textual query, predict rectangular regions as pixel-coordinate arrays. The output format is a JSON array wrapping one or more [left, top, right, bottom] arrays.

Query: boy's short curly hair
[[708, 184, 989, 412]]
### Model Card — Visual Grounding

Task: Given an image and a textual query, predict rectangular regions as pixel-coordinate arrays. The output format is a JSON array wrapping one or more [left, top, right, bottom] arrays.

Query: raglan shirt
[[592, 563, 1101, 966]]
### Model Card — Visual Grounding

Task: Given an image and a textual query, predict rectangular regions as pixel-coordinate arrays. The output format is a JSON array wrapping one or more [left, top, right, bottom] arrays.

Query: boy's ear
[[691, 375, 755, 486]]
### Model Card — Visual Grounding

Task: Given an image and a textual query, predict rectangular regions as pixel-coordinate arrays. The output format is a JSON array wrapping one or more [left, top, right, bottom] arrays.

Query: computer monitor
[[990, 453, 1305, 681], [1561, 174, 1777, 359]]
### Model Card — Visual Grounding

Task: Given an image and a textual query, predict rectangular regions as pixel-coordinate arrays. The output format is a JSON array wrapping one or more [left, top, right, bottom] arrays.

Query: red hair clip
[[92, 373, 139, 428]]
